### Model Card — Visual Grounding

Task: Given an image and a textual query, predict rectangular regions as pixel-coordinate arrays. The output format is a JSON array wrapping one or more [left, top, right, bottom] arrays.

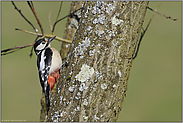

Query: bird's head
[[34, 36, 56, 55]]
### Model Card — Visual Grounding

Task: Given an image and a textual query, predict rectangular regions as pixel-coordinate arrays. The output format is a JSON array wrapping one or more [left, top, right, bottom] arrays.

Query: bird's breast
[[49, 47, 62, 74]]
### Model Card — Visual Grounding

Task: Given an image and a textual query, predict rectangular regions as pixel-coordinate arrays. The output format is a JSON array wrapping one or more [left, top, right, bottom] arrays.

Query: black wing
[[37, 47, 53, 114]]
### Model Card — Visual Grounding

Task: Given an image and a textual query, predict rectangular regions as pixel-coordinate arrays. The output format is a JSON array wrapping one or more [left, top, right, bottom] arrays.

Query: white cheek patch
[[36, 43, 47, 50]]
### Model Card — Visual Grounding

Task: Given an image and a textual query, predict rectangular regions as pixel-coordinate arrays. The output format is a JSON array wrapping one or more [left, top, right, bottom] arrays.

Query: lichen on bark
[[40, 1, 149, 122]]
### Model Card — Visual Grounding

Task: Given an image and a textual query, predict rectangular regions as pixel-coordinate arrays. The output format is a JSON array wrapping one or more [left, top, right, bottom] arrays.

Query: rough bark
[[40, 1, 149, 122], [60, 1, 85, 61]]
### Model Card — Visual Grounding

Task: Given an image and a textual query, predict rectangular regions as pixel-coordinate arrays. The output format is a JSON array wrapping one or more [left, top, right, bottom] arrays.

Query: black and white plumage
[[34, 36, 62, 114]]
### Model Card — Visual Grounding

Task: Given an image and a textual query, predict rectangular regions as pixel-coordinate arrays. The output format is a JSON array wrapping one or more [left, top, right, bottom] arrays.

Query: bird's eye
[[42, 42, 45, 45]]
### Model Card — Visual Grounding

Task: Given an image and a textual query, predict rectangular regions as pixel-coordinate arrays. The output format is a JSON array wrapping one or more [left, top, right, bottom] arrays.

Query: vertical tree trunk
[[60, 1, 85, 61], [40, 1, 149, 122]]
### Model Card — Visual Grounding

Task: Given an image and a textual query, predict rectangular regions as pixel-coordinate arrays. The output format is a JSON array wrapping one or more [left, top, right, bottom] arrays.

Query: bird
[[33, 36, 62, 114]]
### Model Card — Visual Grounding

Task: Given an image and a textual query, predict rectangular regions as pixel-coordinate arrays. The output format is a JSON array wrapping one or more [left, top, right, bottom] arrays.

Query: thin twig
[[56, 1, 63, 22], [11, 1, 38, 33], [147, 5, 177, 21], [133, 3, 161, 60], [15, 28, 42, 37], [49, 11, 52, 31], [4, 2, 75, 56], [50, 1, 63, 35], [30, 36, 39, 57], [52, 6, 84, 33], [27, 1, 45, 37], [15, 28, 72, 43], [1, 43, 34, 56], [1, 31, 71, 56], [52, 14, 69, 33]]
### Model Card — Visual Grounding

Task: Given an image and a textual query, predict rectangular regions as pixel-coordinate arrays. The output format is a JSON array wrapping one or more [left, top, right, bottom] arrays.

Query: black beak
[[48, 36, 56, 44]]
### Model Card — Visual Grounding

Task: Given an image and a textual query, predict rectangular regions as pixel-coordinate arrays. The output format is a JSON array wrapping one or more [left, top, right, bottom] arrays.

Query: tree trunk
[[40, 1, 149, 122], [60, 1, 85, 61]]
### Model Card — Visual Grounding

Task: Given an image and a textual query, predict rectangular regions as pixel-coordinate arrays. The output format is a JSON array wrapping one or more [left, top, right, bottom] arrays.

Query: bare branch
[[15, 28, 72, 43], [49, 11, 52, 31], [52, 5, 85, 33], [133, 3, 161, 60], [5, 1, 73, 56], [56, 1, 63, 22], [27, 1, 45, 36], [147, 4, 177, 21], [52, 15, 69, 34], [1, 43, 34, 56], [15, 28, 42, 37], [11, 1, 38, 33], [50, 1, 63, 35], [29, 36, 40, 57], [1, 30, 71, 56]]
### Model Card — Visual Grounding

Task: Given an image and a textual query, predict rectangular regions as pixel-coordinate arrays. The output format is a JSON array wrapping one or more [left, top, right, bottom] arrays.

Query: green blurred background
[[1, 1, 181, 122]]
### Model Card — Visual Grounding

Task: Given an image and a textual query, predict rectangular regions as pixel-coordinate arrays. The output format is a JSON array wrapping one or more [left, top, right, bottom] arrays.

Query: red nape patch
[[48, 69, 60, 91]]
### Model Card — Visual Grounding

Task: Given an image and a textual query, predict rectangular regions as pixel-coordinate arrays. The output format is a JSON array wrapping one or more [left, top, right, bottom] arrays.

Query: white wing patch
[[39, 50, 46, 71]]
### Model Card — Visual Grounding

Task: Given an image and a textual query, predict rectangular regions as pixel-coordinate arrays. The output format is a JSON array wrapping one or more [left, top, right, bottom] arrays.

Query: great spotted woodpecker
[[34, 36, 62, 114]]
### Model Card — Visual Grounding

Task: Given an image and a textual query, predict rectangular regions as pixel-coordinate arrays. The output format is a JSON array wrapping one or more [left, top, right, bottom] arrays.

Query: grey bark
[[40, 1, 149, 122]]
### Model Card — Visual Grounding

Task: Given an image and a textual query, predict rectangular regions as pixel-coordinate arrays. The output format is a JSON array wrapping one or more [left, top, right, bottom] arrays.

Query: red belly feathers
[[48, 68, 60, 91]]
